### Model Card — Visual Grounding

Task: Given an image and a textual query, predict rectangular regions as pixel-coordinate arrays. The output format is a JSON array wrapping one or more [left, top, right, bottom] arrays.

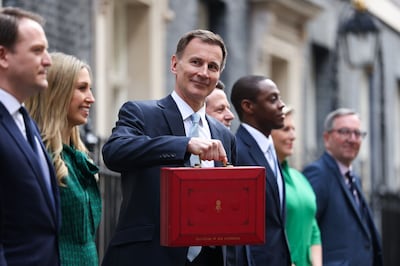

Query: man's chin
[[274, 123, 285, 129]]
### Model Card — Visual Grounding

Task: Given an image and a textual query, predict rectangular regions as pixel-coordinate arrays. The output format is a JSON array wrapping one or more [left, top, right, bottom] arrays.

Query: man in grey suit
[[303, 108, 383, 266], [0, 7, 60, 265], [101, 29, 251, 266], [231, 75, 291, 266]]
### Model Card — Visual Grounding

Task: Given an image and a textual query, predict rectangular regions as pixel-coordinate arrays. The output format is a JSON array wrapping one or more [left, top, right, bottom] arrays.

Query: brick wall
[[3, 0, 94, 66]]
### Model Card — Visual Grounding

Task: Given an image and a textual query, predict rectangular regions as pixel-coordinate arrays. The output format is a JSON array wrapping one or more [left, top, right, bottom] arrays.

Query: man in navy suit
[[101, 29, 251, 266], [303, 108, 383, 266], [0, 7, 60, 266], [231, 75, 291, 266]]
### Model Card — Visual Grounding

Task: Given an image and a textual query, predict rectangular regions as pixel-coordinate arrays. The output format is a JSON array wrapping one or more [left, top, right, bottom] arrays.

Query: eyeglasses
[[330, 128, 367, 139]]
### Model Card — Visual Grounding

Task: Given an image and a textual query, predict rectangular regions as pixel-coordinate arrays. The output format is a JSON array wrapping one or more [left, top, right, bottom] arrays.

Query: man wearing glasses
[[303, 108, 383, 266]]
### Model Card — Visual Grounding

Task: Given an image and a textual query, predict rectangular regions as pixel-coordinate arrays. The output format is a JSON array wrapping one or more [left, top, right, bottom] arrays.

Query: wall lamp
[[338, 0, 380, 69]]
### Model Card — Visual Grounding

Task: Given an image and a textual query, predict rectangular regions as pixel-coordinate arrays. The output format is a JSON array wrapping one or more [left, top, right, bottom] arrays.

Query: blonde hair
[[26, 52, 91, 186]]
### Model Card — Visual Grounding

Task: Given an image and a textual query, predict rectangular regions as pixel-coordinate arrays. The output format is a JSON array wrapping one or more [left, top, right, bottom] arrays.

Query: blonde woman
[[271, 107, 322, 266], [26, 52, 101, 266]]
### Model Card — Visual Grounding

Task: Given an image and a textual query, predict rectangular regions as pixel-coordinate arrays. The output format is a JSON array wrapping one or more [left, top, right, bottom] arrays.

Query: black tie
[[345, 171, 360, 207], [19, 106, 37, 153]]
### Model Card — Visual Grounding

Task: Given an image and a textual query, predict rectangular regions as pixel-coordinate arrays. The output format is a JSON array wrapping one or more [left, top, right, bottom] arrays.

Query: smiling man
[[206, 80, 235, 129], [303, 108, 383, 266], [231, 75, 291, 266], [101, 29, 252, 266]]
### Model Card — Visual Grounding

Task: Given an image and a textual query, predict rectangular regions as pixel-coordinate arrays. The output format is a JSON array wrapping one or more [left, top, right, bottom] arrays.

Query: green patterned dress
[[59, 145, 102, 266]]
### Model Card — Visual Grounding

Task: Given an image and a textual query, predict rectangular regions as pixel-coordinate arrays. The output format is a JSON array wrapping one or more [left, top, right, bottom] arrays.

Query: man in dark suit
[[101, 29, 251, 266], [303, 108, 383, 266], [231, 75, 291, 266], [0, 7, 60, 266]]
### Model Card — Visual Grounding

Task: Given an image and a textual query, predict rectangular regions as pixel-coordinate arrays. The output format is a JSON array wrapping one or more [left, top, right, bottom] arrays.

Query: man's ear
[[241, 99, 254, 115], [170, 55, 178, 74], [0, 46, 9, 68], [323, 131, 331, 147]]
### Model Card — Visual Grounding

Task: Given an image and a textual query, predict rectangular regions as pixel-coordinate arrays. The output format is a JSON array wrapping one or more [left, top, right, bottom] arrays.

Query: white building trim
[[367, 0, 400, 33]]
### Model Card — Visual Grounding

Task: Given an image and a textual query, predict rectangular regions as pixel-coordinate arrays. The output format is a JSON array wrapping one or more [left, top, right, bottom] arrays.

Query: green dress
[[59, 145, 102, 266], [282, 160, 321, 266]]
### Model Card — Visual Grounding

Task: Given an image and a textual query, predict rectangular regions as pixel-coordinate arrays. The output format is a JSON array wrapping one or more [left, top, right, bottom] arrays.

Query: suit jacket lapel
[[158, 95, 186, 136], [0, 104, 43, 179], [34, 126, 59, 222], [208, 115, 220, 139], [207, 116, 226, 167], [324, 152, 371, 238], [0, 103, 57, 224], [237, 126, 282, 214], [158, 95, 191, 166], [352, 175, 376, 239]]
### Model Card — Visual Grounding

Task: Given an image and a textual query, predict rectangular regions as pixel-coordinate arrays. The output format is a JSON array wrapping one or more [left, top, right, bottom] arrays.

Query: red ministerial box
[[160, 166, 265, 246]]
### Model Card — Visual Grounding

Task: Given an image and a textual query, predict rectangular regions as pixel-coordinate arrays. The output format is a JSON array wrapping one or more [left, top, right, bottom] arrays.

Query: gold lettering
[[215, 200, 222, 212]]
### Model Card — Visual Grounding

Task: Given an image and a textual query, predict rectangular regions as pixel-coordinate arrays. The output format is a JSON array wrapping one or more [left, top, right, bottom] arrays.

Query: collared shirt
[[241, 123, 273, 156], [171, 91, 213, 167], [241, 123, 284, 207], [329, 151, 352, 180], [0, 88, 26, 138], [0, 88, 54, 205]]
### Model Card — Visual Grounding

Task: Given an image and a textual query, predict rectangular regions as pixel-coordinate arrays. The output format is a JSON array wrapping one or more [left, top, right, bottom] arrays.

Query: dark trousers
[[185, 246, 223, 266]]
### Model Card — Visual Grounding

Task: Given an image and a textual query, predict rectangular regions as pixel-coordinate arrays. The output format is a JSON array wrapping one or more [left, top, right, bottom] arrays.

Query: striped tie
[[345, 171, 360, 207]]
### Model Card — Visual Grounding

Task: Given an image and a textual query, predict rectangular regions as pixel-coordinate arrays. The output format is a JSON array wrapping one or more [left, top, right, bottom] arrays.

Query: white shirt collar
[[327, 151, 352, 176], [171, 91, 213, 167], [241, 123, 274, 154], [337, 161, 352, 177], [0, 88, 22, 116], [171, 90, 206, 125]]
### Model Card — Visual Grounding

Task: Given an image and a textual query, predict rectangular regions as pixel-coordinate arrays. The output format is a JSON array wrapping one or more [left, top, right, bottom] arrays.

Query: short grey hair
[[324, 108, 359, 132]]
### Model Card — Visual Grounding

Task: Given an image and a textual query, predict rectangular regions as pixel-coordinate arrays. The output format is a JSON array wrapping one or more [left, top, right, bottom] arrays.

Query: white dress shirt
[[171, 91, 214, 167]]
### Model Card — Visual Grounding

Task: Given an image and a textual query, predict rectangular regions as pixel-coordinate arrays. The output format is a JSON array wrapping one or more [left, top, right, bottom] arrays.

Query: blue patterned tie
[[189, 113, 201, 166], [187, 113, 202, 261]]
